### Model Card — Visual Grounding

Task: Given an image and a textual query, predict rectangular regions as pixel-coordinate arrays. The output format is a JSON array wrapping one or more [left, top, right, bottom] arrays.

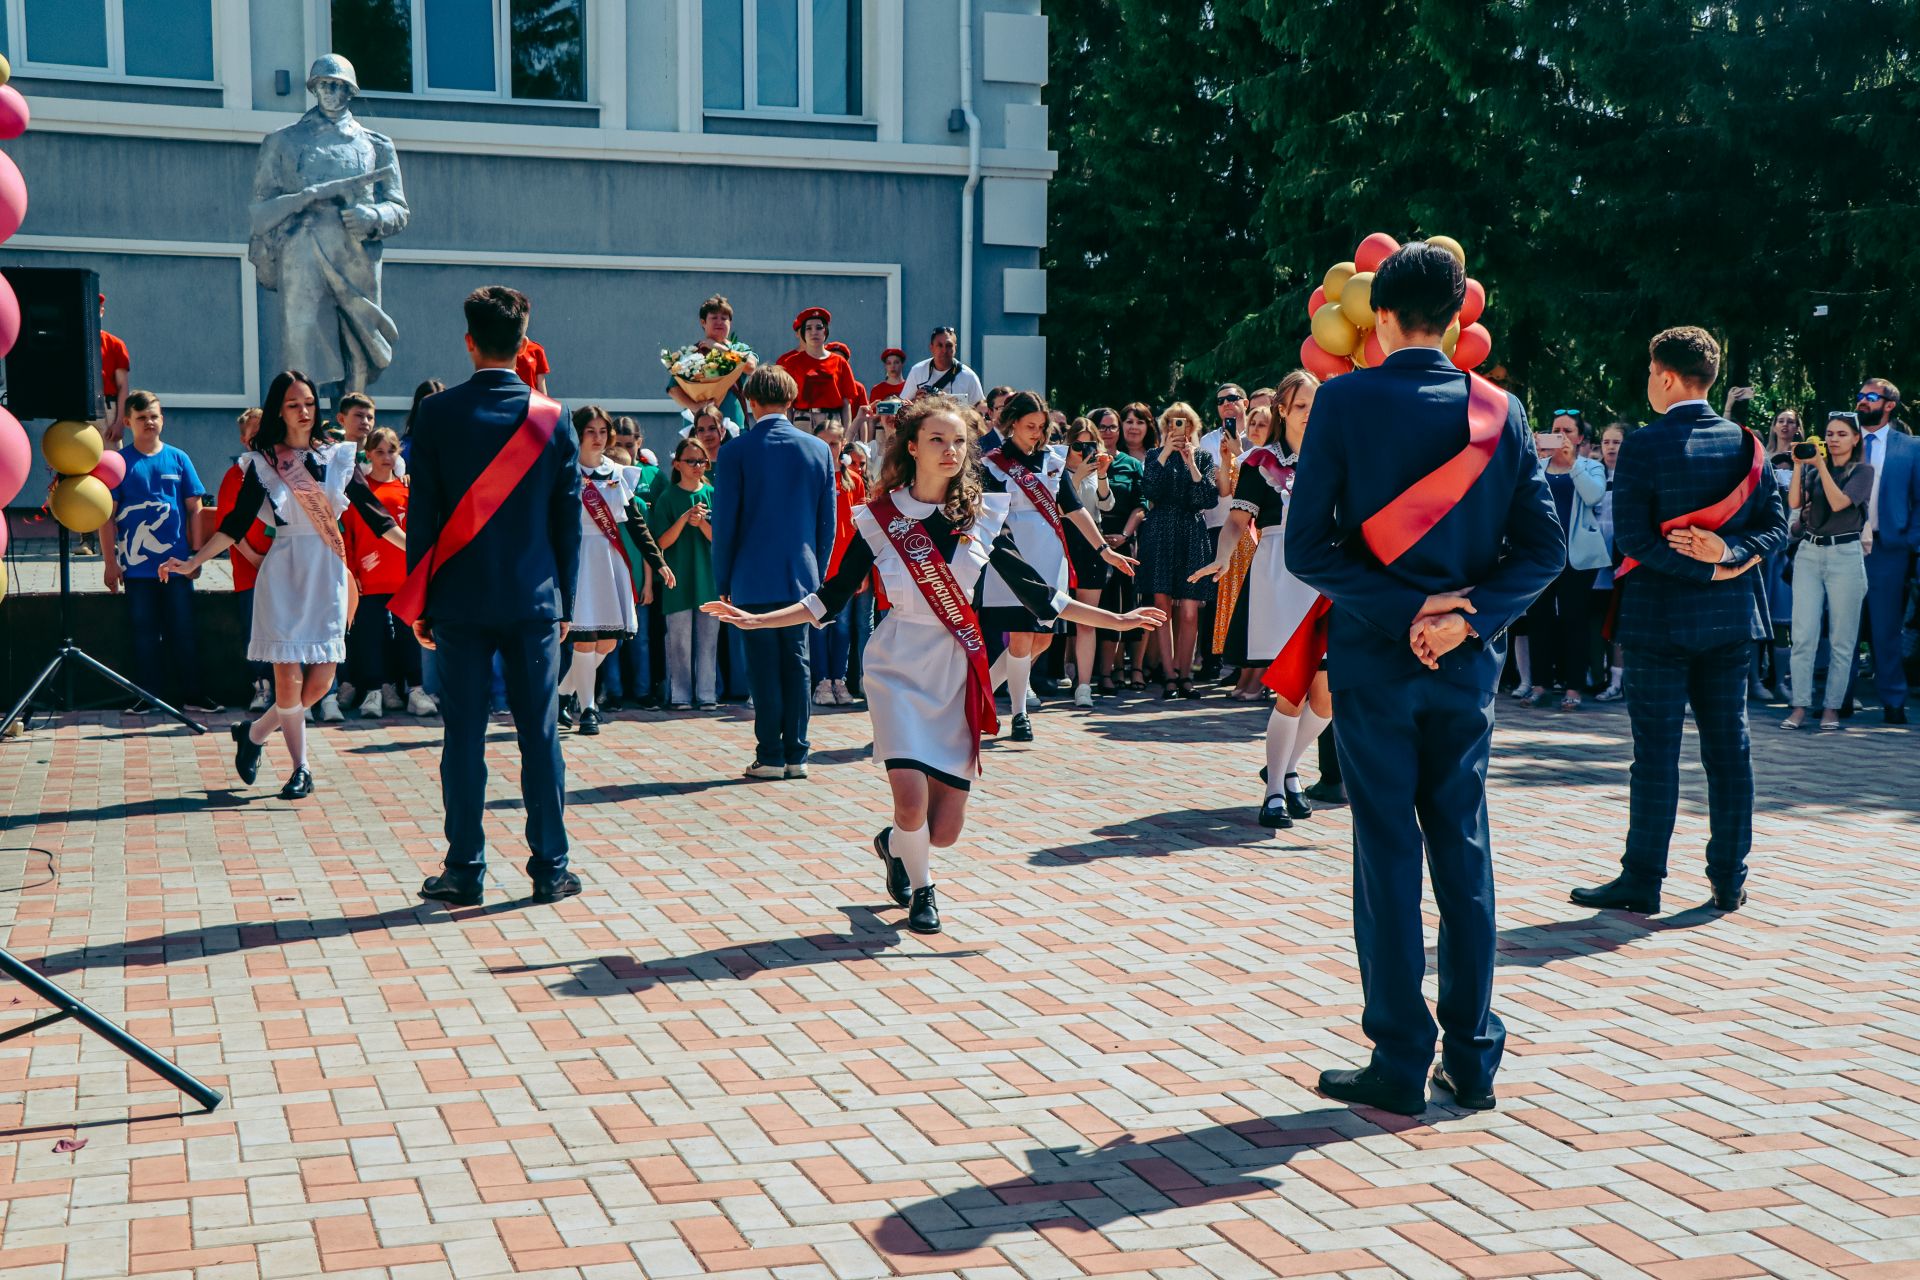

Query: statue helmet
[[306, 54, 360, 95]]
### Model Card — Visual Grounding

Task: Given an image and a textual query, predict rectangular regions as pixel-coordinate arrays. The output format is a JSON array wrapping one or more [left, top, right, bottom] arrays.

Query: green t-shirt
[[649, 481, 718, 614]]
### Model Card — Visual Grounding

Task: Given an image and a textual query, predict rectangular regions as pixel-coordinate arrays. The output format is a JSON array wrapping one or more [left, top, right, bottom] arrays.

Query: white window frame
[[4, 0, 221, 87], [318, 0, 592, 105], [702, 0, 869, 123]]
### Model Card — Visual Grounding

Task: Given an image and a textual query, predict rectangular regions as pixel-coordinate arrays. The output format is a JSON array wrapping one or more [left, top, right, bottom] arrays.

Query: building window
[[330, 0, 586, 102], [7, 0, 215, 81], [704, 0, 862, 118]]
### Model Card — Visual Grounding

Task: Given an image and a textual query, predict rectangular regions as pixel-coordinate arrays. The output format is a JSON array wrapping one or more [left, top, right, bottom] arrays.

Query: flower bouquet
[[662, 339, 756, 402]]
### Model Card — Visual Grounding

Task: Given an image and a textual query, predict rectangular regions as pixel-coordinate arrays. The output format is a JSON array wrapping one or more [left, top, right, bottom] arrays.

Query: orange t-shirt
[[516, 338, 550, 387], [214, 462, 274, 592], [774, 348, 862, 412], [869, 379, 906, 402], [345, 474, 409, 595]]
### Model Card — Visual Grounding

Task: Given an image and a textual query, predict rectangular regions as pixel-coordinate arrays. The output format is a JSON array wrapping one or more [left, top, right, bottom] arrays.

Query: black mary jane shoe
[[873, 828, 911, 908], [577, 706, 602, 735], [231, 722, 263, 786], [557, 693, 577, 729], [419, 874, 485, 908], [279, 767, 314, 800], [1282, 775, 1313, 820], [1257, 797, 1294, 830], [1179, 676, 1201, 700], [907, 885, 942, 935], [1318, 1066, 1426, 1116], [531, 870, 583, 904], [1010, 713, 1034, 742], [1096, 675, 1118, 697]]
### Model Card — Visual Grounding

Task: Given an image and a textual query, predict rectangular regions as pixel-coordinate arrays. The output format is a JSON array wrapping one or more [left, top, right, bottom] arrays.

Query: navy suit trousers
[[740, 605, 811, 766], [434, 620, 569, 882], [1847, 544, 1914, 711], [1334, 676, 1505, 1091], [1621, 637, 1751, 891]]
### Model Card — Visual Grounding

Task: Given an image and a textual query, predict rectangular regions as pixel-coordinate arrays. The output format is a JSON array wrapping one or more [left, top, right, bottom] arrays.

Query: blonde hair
[[880, 395, 984, 531], [1158, 401, 1203, 443]]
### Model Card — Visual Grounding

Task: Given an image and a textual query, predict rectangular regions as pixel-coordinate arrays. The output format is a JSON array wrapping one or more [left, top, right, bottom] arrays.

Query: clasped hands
[[1665, 525, 1760, 580], [1410, 592, 1476, 670]]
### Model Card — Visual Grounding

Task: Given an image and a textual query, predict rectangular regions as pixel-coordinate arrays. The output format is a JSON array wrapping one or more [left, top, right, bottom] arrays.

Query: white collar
[[1863, 423, 1889, 437], [583, 460, 617, 478], [891, 487, 939, 518], [1667, 398, 1711, 411]]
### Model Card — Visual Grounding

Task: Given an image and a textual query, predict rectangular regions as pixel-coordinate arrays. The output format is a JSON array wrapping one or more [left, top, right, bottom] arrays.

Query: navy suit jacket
[[405, 368, 582, 626], [1866, 426, 1920, 550], [1611, 402, 1788, 651], [1285, 348, 1564, 694], [710, 413, 837, 605]]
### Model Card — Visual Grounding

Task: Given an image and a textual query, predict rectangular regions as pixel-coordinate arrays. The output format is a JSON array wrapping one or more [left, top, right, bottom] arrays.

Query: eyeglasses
[[1858, 391, 1888, 404], [1216, 393, 1244, 405], [680, 458, 710, 468]]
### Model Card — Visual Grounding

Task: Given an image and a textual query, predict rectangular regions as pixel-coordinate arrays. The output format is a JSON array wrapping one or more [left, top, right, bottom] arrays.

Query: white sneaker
[[248, 681, 271, 712], [1073, 683, 1093, 708], [744, 761, 786, 780], [785, 762, 810, 779], [358, 690, 384, 719], [407, 687, 438, 716], [814, 679, 836, 706], [1025, 690, 1041, 711], [831, 679, 853, 705], [318, 693, 344, 723]]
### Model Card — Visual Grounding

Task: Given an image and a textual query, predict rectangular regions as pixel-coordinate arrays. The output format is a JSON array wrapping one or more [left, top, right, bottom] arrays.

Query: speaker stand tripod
[[1, 525, 206, 737]]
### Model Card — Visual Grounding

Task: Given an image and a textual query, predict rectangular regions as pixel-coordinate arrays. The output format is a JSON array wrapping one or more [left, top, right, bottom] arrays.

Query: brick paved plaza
[[0, 694, 1916, 1279]]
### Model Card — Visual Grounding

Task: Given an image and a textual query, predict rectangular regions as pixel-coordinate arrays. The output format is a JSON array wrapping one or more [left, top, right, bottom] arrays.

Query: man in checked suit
[[1573, 327, 1787, 917]]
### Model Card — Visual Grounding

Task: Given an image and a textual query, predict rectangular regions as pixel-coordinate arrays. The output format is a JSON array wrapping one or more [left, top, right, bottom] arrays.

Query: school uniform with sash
[[570, 461, 670, 641]]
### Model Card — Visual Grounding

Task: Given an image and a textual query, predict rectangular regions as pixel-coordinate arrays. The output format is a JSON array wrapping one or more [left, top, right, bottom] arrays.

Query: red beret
[[793, 306, 832, 332], [881, 348, 906, 362], [826, 341, 851, 358]]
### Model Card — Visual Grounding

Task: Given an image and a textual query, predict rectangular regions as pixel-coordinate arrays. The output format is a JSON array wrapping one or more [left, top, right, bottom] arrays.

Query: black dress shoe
[[874, 828, 911, 908], [279, 767, 314, 799], [577, 706, 601, 735], [1282, 775, 1312, 820], [1711, 885, 1748, 911], [1886, 706, 1910, 725], [1431, 1065, 1496, 1111], [1010, 713, 1033, 742], [1569, 876, 1660, 914], [1317, 1066, 1425, 1116], [1257, 798, 1294, 830], [557, 694, 577, 728], [1303, 779, 1346, 804], [907, 885, 941, 934], [531, 870, 583, 904], [419, 874, 484, 907], [231, 722, 263, 785]]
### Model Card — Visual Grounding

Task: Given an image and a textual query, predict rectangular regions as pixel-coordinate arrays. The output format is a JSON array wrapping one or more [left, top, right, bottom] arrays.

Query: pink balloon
[[90, 447, 127, 490], [1307, 285, 1327, 319], [1300, 334, 1352, 381], [1459, 277, 1486, 328], [0, 405, 30, 507], [1355, 232, 1401, 274], [0, 508, 8, 558], [1452, 322, 1493, 371], [0, 86, 29, 141], [0, 273, 16, 358], [0, 150, 26, 244]]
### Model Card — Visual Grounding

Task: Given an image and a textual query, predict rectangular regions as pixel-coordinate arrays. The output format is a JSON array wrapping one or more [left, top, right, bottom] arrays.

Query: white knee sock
[[276, 705, 307, 770], [1514, 636, 1532, 688], [1265, 707, 1300, 800], [1006, 655, 1033, 713], [988, 649, 1009, 693], [572, 651, 603, 709], [248, 706, 282, 745], [1287, 708, 1331, 788], [892, 822, 933, 890], [1607, 664, 1623, 692]]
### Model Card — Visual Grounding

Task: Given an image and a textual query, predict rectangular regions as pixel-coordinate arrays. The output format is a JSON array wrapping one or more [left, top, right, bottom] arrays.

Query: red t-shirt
[[214, 462, 275, 593], [345, 474, 409, 594], [101, 331, 130, 401], [775, 348, 863, 412], [869, 380, 906, 402], [516, 338, 550, 387], [826, 465, 866, 578]]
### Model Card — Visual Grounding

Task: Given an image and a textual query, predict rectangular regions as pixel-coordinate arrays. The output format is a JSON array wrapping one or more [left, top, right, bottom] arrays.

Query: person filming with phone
[[1783, 413, 1875, 730]]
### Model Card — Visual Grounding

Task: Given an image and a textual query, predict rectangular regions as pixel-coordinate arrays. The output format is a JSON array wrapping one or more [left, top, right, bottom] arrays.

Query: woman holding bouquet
[[666, 294, 755, 430], [704, 396, 1163, 935]]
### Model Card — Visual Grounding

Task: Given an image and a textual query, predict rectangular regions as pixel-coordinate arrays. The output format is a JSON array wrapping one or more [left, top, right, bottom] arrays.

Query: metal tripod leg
[[0, 649, 67, 738], [66, 647, 205, 733]]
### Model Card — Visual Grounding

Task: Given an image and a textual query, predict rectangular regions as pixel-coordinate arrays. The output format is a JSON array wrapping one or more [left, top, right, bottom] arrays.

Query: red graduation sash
[[868, 491, 999, 772], [1612, 429, 1766, 582], [1262, 370, 1508, 700], [580, 470, 643, 603], [389, 393, 564, 626], [986, 448, 1077, 589]]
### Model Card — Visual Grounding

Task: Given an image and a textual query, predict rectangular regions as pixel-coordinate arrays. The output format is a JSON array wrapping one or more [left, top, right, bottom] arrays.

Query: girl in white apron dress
[[705, 396, 1164, 936], [560, 409, 672, 736], [1191, 372, 1332, 830], [978, 391, 1137, 743], [161, 371, 403, 800]]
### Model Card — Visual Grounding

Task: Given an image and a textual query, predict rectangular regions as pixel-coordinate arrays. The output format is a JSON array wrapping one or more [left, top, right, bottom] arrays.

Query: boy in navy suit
[[404, 286, 584, 908], [1573, 328, 1787, 916], [1285, 242, 1563, 1115]]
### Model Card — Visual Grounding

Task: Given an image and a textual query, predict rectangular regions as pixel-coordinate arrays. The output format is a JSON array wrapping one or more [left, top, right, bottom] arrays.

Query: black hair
[[464, 285, 531, 361], [404, 379, 445, 438], [1371, 242, 1467, 336], [254, 370, 321, 455]]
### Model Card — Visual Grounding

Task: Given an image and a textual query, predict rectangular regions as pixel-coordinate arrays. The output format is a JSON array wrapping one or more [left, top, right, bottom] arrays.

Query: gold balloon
[[1427, 235, 1467, 271], [42, 420, 104, 475], [51, 474, 114, 534], [1441, 320, 1461, 357], [1351, 339, 1371, 370], [1310, 302, 1360, 357], [1340, 271, 1376, 329], [0, 557, 7, 601], [0, 53, 11, 90], [1323, 261, 1356, 307]]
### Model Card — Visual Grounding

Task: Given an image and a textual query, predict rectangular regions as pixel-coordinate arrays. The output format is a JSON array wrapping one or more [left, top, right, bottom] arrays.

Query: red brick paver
[[2, 693, 1918, 1278]]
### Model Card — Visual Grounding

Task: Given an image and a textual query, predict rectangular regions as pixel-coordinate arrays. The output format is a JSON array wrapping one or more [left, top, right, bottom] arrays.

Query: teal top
[[649, 481, 718, 614]]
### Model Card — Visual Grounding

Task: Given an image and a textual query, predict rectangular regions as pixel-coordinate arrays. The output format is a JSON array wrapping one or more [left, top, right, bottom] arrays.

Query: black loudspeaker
[[2, 266, 103, 422]]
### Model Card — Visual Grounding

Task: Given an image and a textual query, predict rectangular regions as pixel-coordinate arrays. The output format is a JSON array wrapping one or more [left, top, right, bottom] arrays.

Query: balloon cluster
[[0, 52, 29, 601], [1300, 231, 1492, 381]]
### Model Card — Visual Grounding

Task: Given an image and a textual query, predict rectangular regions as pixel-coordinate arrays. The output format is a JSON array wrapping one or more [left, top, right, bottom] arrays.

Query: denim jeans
[[847, 591, 875, 692], [124, 575, 198, 706], [602, 606, 652, 703], [664, 608, 719, 705], [346, 593, 421, 692], [1791, 539, 1868, 711], [810, 607, 852, 683]]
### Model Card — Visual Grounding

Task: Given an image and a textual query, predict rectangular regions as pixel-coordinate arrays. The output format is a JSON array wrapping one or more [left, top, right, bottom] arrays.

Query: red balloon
[[1460, 278, 1486, 328], [1300, 334, 1352, 381], [90, 447, 127, 490], [0, 86, 28, 141], [0, 150, 25, 244], [1307, 285, 1327, 319], [1363, 330, 1387, 368], [0, 273, 16, 358], [1354, 232, 1401, 274], [1452, 323, 1493, 371], [0, 405, 30, 507]]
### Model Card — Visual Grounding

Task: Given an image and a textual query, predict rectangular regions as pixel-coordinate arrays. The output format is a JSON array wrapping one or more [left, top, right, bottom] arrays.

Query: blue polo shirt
[[114, 443, 204, 579]]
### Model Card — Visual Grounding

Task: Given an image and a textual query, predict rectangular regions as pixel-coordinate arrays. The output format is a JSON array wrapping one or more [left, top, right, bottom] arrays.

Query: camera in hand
[[1073, 441, 1098, 459], [1793, 437, 1826, 462], [873, 398, 903, 417]]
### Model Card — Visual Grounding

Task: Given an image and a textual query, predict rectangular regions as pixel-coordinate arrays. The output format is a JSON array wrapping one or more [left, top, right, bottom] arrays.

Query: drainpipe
[[959, 0, 980, 370]]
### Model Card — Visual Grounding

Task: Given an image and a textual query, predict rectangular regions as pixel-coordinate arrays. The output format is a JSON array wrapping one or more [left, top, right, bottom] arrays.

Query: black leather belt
[[1803, 532, 1861, 547]]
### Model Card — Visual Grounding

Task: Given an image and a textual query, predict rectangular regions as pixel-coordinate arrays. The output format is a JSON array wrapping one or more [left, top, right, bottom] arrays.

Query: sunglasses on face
[[680, 457, 709, 468], [1216, 394, 1244, 405], [1858, 392, 1888, 404]]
